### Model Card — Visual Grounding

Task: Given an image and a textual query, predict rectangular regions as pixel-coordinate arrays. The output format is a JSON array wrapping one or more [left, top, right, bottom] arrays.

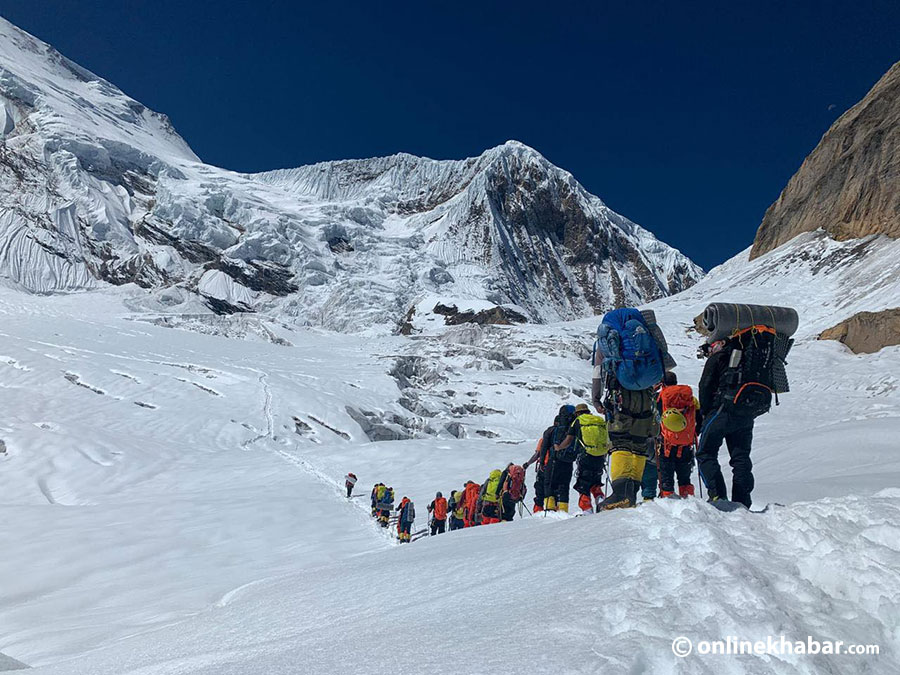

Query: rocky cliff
[[751, 60, 900, 259]]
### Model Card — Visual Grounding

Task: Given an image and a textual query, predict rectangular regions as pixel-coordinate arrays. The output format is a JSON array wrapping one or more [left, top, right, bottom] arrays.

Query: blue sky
[[3, 1, 898, 268]]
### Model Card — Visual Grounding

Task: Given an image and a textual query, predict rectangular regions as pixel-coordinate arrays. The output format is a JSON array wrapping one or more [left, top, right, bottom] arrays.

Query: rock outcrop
[[819, 308, 900, 354], [751, 60, 900, 259]]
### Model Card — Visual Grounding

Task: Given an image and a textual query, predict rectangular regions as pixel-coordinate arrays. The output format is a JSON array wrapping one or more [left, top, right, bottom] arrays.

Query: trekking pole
[[694, 442, 703, 499], [522, 501, 532, 517], [656, 439, 662, 496]]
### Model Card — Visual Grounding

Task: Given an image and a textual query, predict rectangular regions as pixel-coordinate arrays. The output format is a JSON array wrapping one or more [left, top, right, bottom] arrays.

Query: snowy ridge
[[255, 141, 702, 326], [0, 16, 700, 330], [0, 19, 197, 163]]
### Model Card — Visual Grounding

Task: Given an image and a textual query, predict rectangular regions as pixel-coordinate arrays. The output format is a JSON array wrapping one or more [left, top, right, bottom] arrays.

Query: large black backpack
[[718, 326, 793, 418], [550, 410, 577, 462]]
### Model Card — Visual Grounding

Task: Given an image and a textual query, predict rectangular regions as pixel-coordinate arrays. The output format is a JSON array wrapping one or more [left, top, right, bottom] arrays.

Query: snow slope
[[29, 493, 900, 675], [1, 224, 899, 673]]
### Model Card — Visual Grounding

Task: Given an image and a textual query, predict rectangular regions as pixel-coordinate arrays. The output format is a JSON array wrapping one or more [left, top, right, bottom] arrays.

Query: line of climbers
[[358, 303, 798, 540], [364, 462, 530, 542]]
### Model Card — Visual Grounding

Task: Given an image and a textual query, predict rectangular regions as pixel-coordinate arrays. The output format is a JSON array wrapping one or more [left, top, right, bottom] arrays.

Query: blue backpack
[[595, 308, 664, 391]]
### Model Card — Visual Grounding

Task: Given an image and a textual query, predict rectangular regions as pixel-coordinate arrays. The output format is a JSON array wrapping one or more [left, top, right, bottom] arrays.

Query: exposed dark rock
[[203, 295, 249, 315], [476, 429, 499, 439], [328, 236, 354, 253], [308, 415, 351, 440], [212, 258, 298, 296], [397, 305, 417, 336], [135, 220, 218, 264], [433, 303, 527, 326], [433, 303, 457, 316], [292, 416, 313, 434], [95, 252, 167, 289]]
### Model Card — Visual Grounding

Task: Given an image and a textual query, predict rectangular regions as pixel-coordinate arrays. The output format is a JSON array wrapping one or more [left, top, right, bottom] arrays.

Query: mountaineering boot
[[659, 490, 676, 499], [533, 503, 543, 513], [544, 496, 557, 512], [678, 484, 695, 498], [598, 451, 646, 511], [558, 502, 568, 513], [578, 494, 593, 512]]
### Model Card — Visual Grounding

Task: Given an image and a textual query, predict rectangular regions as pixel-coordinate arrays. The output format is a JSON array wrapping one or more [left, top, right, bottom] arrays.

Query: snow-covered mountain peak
[[0, 17, 197, 164], [0, 16, 700, 332]]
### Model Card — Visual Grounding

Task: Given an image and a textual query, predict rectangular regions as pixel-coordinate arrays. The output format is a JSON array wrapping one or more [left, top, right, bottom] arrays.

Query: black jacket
[[699, 349, 730, 416]]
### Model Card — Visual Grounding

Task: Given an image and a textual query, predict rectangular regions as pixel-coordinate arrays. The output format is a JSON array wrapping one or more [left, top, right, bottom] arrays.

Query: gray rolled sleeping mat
[[640, 309, 677, 370], [702, 303, 799, 343]]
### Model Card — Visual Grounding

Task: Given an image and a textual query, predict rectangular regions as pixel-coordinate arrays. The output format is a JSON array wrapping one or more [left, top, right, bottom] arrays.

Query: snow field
[[2, 225, 900, 672]]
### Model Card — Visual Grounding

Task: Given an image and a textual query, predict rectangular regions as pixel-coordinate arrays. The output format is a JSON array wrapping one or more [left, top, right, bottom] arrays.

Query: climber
[[479, 469, 503, 525], [543, 405, 577, 512], [592, 308, 669, 510], [449, 489, 466, 531], [371, 483, 385, 517], [497, 463, 527, 521], [428, 492, 448, 535], [522, 430, 553, 513], [696, 327, 782, 509], [656, 371, 701, 498], [345, 472, 358, 498], [554, 403, 609, 513], [396, 497, 415, 543], [463, 481, 481, 527], [377, 486, 395, 527]]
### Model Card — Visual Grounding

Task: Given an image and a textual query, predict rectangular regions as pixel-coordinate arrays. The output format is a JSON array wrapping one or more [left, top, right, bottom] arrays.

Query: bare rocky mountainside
[[751, 60, 900, 259], [0, 18, 700, 334]]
